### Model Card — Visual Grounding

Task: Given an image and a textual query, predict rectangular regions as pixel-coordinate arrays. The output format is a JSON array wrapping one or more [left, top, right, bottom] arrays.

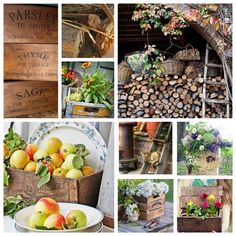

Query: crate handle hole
[[84, 107, 99, 113]]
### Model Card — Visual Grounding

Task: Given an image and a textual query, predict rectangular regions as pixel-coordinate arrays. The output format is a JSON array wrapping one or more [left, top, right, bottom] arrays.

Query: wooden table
[[118, 202, 173, 232]]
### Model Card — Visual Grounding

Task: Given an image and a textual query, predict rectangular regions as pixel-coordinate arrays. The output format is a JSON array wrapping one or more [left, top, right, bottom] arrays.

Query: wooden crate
[[178, 186, 223, 232], [4, 44, 58, 81], [177, 217, 221, 232], [4, 168, 103, 207], [4, 81, 58, 118], [135, 195, 165, 221], [4, 4, 58, 44]]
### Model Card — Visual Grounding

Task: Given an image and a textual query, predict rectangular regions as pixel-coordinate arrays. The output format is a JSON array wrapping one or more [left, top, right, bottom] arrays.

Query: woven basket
[[174, 45, 200, 61], [161, 59, 184, 76], [184, 65, 197, 79], [118, 61, 133, 84], [194, 152, 221, 170]]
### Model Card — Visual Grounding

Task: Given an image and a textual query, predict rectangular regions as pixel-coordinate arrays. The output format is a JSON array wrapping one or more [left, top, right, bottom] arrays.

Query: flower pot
[[127, 212, 140, 222], [146, 122, 160, 138]]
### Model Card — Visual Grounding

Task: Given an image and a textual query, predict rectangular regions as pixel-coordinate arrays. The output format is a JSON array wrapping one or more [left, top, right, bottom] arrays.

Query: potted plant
[[146, 122, 160, 138], [125, 203, 140, 222], [181, 123, 232, 175], [62, 65, 78, 86]]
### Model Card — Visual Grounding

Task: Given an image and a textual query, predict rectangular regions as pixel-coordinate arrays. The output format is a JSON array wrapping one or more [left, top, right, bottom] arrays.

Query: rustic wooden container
[[161, 59, 184, 76], [4, 168, 103, 207], [178, 186, 223, 232], [4, 44, 58, 81], [4, 81, 58, 118], [4, 4, 58, 44], [135, 195, 165, 221]]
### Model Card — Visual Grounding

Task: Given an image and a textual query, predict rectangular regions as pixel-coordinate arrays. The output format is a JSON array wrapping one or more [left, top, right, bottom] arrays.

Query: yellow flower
[[187, 200, 193, 207], [207, 194, 215, 201], [82, 62, 92, 69]]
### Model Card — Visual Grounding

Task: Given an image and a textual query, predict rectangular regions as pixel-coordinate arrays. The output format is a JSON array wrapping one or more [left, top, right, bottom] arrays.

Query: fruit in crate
[[45, 137, 63, 154], [59, 143, 77, 159], [42, 160, 56, 175], [24, 161, 37, 172], [66, 169, 83, 179], [82, 166, 94, 176], [25, 143, 39, 161], [4, 143, 9, 158], [66, 210, 87, 228], [33, 150, 48, 162], [10, 150, 30, 169], [29, 212, 48, 228], [63, 154, 84, 171], [43, 213, 66, 230], [53, 167, 68, 177], [50, 153, 64, 168], [35, 197, 60, 216]]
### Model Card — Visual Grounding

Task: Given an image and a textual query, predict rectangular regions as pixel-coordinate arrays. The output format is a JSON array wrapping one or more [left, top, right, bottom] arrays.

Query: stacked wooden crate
[[4, 4, 58, 117]]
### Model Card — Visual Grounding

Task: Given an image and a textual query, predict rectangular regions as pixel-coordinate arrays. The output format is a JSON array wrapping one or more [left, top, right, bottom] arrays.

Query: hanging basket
[[161, 59, 184, 76], [174, 44, 200, 61], [118, 61, 133, 84]]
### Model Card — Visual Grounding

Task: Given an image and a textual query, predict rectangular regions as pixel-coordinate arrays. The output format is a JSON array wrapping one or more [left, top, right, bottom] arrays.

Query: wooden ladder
[[141, 123, 172, 174], [202, 43, 230, 118]]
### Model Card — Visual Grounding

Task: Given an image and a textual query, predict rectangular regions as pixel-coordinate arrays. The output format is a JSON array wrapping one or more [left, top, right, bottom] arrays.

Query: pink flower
[[215, 201, 222, 208], [201, 201, 209, 209], [200, 193, 208, 200]]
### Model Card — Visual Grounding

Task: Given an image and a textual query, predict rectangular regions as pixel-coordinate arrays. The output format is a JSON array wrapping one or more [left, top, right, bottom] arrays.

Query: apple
[[25, 143, 39, 161], [82, 166, 94, 176], [45, 137, 62, 154], [59, 143, 76, 159], [53, 168, 68, 177], [33, 150, 48, 162], [66, 210, 87, 228], [24, 161, 37, 172], [35, 197, 60, 216], [42, 160, 55, 175], [28, 212, 47, 228], [43, 213, 66, 230], [10, 150, 30, 169], [50, 153, 63, 168], [4, 143, 9, 158], [63, 154, 84, 171], [66, 169, 83, 179]]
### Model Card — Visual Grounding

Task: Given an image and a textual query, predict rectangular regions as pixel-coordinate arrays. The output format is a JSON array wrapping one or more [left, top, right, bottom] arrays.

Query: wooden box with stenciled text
[[4, 81, 58, 117], [4, 4, 58, 43], [4, 168, 103, 207]]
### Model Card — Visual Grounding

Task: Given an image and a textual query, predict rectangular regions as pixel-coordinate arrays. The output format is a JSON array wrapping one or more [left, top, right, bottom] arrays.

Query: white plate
[[28, 122, 107, 172], [14, 203, 104, 232]]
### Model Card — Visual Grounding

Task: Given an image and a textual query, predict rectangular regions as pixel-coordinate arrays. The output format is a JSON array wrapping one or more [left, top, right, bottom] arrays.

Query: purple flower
[[213, 129, 220, 137], [220, 140, 232, 148], [191, 133, 198, 140], [208, 143, 219, 153]]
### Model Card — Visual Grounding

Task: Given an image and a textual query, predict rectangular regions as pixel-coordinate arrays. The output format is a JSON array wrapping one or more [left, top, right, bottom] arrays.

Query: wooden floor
[[118, 202, 173, 233]]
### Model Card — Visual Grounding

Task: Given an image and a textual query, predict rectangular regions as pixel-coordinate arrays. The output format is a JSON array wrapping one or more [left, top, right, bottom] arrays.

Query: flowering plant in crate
[[186, 193, 222, 219], [181, 123, 232, 163], [61, 65, 78, 86]]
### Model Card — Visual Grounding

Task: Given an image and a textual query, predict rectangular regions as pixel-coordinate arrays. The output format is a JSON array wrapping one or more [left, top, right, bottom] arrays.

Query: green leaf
[[35, 163, 48, 177], [35, 226, 58, 230], [37, 172, 51, 189], [72, 155, 84, 170]]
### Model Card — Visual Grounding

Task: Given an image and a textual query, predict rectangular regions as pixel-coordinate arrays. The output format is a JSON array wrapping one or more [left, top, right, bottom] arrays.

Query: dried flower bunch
[[186, 193, 222, 219], [181, 122, 232, 159]]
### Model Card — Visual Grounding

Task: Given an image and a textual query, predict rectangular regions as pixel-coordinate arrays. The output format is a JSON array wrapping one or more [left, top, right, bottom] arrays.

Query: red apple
[[43, 213, 66, 230], [35, 197, 60, 216], [42, 160, 55, 175], [25, 143, 39, 161]]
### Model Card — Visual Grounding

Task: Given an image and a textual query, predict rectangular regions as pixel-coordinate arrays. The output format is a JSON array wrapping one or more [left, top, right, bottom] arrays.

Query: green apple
[[50, 153, 64, 168], [43, 213, 66, 230], [33, 150, 48, 162], [10, 150, 30, 169], [66, 169, 83, 179], [59, 143, 77, 159], [66, 210, 87, 228], [53, 167, 68, 177], [28, 212, 47, 228], [35, 197, 60, 216], [45, 137, 63, 154], [63, 154, 84, 171]]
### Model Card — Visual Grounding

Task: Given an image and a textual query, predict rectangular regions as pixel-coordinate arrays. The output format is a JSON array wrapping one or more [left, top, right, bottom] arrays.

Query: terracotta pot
[[146, 122, 160, 138]]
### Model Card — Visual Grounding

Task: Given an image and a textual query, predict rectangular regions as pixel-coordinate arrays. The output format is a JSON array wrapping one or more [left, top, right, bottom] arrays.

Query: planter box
[[177, 216, 221, 232], [4, 168, 103, 207], [4, 44, 58, 81], [135, 195, 165, 221], [4, 81, 58, 117], [4, 4, 58, 44]]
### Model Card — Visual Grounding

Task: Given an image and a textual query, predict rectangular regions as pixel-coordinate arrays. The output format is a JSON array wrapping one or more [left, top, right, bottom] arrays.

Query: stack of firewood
[[118, 74, 228, 118]]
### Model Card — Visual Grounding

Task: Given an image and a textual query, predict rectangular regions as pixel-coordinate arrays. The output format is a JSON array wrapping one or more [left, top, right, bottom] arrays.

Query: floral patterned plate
[[28, 122, 107, 172]]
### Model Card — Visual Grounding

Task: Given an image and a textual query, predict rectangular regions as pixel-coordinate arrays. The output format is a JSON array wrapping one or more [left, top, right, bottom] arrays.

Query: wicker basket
[[174, 45, 200, 61], [194, 151, 221, 170], [118, 61, 133, 84], [161, 59, 184, 76]]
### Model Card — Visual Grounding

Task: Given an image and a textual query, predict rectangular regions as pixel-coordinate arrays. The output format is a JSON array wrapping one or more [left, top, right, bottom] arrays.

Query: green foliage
[[177, 163, 188, 175], [35, 162, 51, 189], [219, 147, 233, 175], [4, 164, 9, 186]]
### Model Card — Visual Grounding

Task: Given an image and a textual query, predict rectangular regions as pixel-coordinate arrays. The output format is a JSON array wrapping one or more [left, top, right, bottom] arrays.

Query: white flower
[[125, 204, 139, 216], [182, 135, 192, 146], [192, 128, 197, 134], [199, 145, 204, 151], [196, 135, 202, 141]]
